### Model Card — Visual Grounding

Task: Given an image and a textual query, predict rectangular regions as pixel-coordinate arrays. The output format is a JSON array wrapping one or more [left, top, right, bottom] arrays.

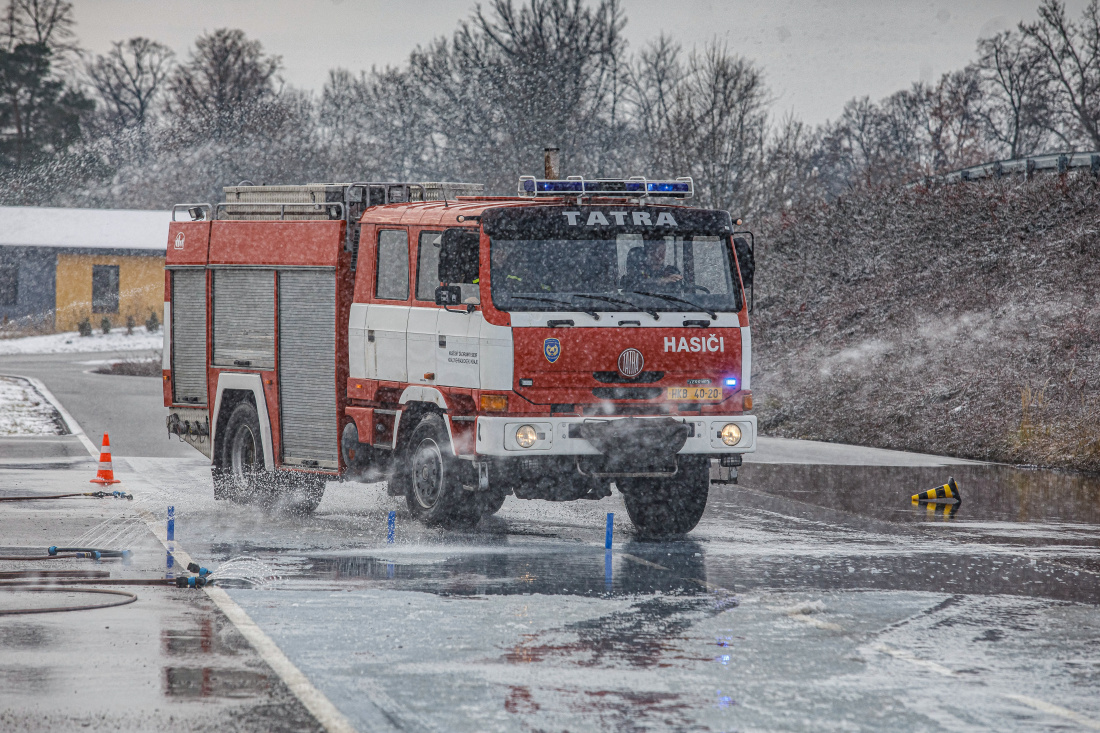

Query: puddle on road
[[740, 463, 1100, 527]]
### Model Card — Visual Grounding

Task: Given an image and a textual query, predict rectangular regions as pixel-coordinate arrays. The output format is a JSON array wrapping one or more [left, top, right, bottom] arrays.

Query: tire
[[216, 401, 326, 514], [401, 414, 481, 526], [217, 401, 265, 504], [341, 421, 372, 476], [618, 457, 710, 538]]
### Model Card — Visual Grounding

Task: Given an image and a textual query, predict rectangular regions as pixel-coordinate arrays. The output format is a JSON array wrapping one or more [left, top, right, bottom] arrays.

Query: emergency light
[[518, 176, 693, 199]]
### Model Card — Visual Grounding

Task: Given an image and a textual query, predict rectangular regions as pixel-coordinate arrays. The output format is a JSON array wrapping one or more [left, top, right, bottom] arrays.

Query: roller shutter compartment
[[278, 270, 338, 467], [212, 269, 275, 369], [171, 270, 208, 404]]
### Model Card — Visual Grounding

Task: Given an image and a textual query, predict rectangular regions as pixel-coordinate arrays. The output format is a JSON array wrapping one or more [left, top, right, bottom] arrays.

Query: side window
[[415, 231, 442, 301], [375, 229, 409, 300], [92, 264, 120, 313]]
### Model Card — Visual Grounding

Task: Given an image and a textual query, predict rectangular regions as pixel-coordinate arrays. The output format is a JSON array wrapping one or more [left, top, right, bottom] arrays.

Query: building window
[[0, 266, 16, 306], [92, 265, 120, 313]]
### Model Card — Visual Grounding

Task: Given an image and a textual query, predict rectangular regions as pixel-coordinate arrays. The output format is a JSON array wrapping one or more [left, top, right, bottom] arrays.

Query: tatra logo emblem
[[618, 348, 644, 378], [174, 232, 185, 250], [543, 338, 561, 364]]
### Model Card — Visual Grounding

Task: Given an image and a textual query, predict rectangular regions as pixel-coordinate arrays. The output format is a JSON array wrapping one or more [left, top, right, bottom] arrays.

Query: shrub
[[100, 317, 111, 335], [146, 311, 160, 333], [77, 318, 92, 337]]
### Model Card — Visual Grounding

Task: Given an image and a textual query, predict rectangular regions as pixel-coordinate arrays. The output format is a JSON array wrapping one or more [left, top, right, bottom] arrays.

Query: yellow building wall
[[55, 254, 165, 332]]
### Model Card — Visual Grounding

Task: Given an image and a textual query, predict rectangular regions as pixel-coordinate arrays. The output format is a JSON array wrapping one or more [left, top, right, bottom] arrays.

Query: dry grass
[[752, 172, 1100, 473], [94, 356, 162, 378]]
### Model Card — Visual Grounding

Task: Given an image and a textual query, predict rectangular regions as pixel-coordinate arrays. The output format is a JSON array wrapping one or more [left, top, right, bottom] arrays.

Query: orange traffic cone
[[90, 433, 120, 485]]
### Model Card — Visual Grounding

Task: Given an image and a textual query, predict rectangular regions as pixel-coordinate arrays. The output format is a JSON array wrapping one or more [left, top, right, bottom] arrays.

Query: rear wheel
[[214, 401, 325, 514], [216, 402, 264, 504], [618, 457, 710, 538], [402, 414, 481, 526]]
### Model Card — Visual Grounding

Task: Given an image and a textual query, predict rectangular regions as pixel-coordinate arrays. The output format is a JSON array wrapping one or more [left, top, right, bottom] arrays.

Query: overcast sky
[[72, 0, 1087, 126]]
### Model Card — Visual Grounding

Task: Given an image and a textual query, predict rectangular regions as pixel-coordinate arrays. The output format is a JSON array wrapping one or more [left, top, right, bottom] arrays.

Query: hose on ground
[[0, 586, 138, 616], [0, 491, 133, 502]]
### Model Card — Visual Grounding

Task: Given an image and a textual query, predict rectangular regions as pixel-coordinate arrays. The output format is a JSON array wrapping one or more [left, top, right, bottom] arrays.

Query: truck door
[[408, 230, 441, 385], [278, 270, 338, 468], [366, 229, 410, 383]]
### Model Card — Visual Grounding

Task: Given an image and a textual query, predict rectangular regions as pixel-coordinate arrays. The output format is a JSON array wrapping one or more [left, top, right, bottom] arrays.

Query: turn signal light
[[743, 392, 753, 410], [480, 394, 508, 412]]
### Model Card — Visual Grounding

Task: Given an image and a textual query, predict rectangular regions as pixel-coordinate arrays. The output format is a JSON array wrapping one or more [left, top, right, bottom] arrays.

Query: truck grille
[[592, 387, 663, 400], [592, 370, 664, 384]]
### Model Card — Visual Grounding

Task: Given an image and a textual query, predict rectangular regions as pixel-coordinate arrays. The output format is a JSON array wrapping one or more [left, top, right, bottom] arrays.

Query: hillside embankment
[[752, 172, 1100, 473]]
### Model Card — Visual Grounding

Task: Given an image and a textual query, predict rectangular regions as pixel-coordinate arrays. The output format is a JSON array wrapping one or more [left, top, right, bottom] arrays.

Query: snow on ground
[[0, 375, 64, 436], [0, 327, 162, 355]]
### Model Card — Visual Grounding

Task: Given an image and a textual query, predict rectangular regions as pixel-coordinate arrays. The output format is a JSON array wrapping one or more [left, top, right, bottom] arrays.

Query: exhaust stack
[[544, 147, 560, 180]]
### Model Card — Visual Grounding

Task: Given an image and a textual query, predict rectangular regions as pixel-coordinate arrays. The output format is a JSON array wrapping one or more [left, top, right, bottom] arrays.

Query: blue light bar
[[724, 378, 738, 387], [519, 176, 693, 199]]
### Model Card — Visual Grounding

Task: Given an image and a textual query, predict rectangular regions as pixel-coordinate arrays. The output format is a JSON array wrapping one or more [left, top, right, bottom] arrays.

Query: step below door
[[278, 270, 338, 469]]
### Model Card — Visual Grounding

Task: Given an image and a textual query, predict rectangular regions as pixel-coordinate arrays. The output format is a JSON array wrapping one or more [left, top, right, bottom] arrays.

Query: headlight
[[515, 425, 537, 448], [720, 423, 742, 446]]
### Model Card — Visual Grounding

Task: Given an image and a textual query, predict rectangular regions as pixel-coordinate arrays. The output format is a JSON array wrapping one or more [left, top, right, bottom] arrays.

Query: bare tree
[[85, 37, 174, 130], [166, 28, 282, 135], [1020, 0, 1100, 148], [2, 0, 75, 54], [975, 31, 1053, 158]]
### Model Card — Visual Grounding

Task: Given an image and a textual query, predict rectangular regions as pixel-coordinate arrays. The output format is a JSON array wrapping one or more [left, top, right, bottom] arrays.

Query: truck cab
[[164, 176, 755, 536]]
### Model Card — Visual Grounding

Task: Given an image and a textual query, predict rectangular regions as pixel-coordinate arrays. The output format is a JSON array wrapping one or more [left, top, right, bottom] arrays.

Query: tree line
[[3, 0, 1100, 219]]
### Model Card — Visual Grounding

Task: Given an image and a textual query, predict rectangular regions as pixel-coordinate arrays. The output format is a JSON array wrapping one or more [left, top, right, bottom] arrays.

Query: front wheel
[[617, 457, 710, 538], [402, 414, 481, 526]]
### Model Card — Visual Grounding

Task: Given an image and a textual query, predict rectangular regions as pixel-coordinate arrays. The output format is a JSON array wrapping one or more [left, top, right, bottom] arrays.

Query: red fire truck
[[163, 171, 756, 536]]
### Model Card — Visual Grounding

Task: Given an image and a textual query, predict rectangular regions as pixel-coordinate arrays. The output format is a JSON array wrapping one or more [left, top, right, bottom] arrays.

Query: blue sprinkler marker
[[605, 512, 614, 550], [166, 505, 175, 575], [387, 511, 396, 544]]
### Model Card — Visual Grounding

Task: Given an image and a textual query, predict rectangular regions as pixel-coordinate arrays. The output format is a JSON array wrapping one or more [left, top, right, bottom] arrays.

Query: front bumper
[[468, 414, 756, 458]]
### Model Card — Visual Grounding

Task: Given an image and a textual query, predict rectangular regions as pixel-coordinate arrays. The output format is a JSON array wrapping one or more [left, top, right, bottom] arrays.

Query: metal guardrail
[[936, 151, 1100, 184]]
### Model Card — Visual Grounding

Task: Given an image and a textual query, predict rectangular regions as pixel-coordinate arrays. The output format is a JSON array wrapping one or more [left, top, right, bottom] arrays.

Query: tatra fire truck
[[163, 172, 756, 536]]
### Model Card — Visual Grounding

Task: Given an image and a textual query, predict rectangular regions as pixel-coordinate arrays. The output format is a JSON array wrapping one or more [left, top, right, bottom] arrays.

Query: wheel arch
[[212, 373, 275, 471]]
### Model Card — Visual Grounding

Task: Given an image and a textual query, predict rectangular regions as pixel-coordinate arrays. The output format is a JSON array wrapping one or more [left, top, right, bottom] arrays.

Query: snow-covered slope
[[0, 375, 64, 435], [0, 327, 162, 355]]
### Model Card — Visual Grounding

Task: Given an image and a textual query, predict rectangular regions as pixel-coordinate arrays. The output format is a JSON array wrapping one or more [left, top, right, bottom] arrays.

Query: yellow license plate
[[666, 386, 724, 401]]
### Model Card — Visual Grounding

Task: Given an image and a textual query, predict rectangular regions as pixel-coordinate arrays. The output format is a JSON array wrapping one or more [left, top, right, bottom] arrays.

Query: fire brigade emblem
[[543, 338, 561, 364]]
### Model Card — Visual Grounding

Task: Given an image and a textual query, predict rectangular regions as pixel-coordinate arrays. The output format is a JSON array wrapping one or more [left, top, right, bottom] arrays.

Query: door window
[[375, 230, 409, 301], [415, 231, 442, 301]]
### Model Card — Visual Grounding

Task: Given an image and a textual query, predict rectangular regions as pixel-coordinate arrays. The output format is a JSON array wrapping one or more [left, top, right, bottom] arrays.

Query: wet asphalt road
[[3, 354, 1100, 731]]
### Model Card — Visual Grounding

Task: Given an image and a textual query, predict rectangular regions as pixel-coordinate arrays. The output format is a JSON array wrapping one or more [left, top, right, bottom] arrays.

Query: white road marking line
[[136, 508, 359, 733], [1002, 694, 1100, 730], [10, 374, 99, 457]]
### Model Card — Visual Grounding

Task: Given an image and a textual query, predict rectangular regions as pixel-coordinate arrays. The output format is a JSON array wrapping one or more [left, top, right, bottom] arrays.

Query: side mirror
[[435, 285, 462, 306], [733, 237, 754, 288]]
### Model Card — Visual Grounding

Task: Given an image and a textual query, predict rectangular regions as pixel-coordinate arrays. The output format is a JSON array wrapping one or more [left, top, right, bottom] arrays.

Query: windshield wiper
[[508, 294, 600, 320], [573, 294, 659, 320], [626, 290, 718, 319]]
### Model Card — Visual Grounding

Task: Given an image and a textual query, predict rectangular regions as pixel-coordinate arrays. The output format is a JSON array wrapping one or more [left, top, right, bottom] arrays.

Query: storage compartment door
[[279, 270, 338, 468], [171, 269, 208, 404], [212, 269, 275, 369]]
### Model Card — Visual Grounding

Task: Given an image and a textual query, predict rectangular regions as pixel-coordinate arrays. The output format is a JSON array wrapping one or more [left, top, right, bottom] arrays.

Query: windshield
[[490, 234, 742, 313]]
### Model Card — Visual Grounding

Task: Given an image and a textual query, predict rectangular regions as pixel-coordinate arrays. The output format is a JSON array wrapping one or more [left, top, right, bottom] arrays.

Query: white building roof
[[0, 205, 171, 252]]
